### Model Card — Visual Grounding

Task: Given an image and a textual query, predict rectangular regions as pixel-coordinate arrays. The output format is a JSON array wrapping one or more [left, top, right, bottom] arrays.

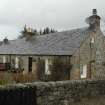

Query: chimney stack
[[86, 9, 101, 30]]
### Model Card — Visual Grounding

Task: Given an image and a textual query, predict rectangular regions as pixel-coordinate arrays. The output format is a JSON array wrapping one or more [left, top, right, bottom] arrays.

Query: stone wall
[[35, 80, 105, 105], [70, 30, 92, 80], [0, 79, 105, 105], [71, 29, 105, 80]]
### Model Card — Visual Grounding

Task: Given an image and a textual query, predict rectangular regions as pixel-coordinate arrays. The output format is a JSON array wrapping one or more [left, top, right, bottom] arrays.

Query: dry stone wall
[[0, 80, 105, 105]]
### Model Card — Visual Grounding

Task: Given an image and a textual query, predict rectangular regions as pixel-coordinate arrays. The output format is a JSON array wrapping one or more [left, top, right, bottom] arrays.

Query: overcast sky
[[0, 0, 105, 40]]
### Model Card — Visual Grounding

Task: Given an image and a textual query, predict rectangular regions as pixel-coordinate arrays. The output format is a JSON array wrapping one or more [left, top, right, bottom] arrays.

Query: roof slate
[[0, 27, 91, 56]]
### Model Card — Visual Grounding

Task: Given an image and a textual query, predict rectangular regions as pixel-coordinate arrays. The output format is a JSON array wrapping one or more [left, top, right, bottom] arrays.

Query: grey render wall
[[0, 79, 105, 105]]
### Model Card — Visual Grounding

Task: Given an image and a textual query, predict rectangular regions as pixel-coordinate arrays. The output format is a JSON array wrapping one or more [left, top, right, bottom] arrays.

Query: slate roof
[[0, 27, 91, 56]]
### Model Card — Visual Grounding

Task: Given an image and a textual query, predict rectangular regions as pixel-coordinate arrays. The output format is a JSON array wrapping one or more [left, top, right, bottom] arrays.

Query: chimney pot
[[93, 9, 97, 15]]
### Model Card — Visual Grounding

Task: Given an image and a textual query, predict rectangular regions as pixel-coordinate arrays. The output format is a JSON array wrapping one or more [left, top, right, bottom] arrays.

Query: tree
[[42, 27, 57, 35], [18, 25, 58, 39], [39, 29, 43, 35], [33, 29, 39, 35], [45, 27, 50, 34], [18, 25, 28, 39], [18, 25, 38, 39], [43, 28, 46, 35]]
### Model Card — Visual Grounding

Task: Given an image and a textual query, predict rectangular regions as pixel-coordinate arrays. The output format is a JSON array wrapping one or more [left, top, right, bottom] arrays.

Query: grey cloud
[[0, 0, 104, 39]]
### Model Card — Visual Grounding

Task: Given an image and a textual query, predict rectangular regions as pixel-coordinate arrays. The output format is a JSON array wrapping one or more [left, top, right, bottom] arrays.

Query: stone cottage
[[0, 9, 104, 81]]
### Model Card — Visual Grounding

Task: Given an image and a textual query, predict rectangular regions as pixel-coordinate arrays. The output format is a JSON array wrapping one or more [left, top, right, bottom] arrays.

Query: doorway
[[29, 57, 32, 72]]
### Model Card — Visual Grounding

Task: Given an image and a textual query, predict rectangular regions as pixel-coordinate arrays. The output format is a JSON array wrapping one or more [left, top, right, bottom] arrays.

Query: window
[[45, 58, 52, 75], [90, 37, 95, 48], [3, 56, 6, 63], [91, 37, 95, 43], [80, 64, 87, 78], [15, 57, 19, 69]]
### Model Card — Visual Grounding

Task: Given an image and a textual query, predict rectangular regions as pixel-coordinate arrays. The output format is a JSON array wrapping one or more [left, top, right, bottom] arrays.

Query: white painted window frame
[[3, 56, 6, 63], [91, 37, 95, 43], [80, 64, 87, 79], [45, 58, 51, 75], [15, 57, 19, 69]]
